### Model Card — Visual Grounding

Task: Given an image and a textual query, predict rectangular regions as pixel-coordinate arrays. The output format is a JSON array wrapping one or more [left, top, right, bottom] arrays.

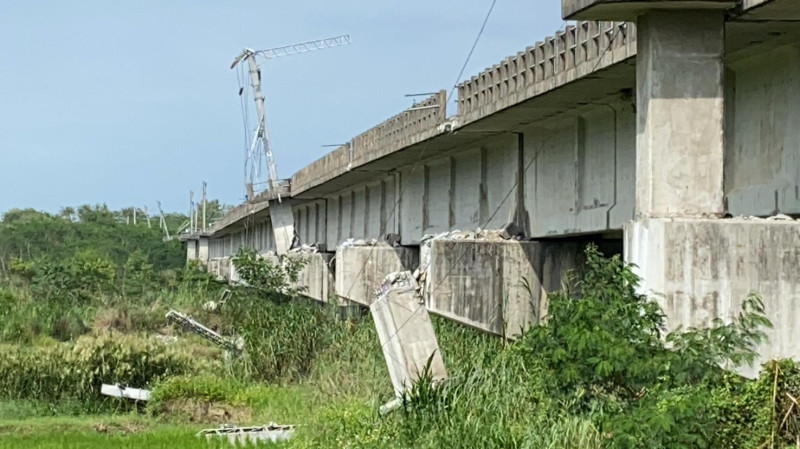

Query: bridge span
[[186, 0, 800, 373]]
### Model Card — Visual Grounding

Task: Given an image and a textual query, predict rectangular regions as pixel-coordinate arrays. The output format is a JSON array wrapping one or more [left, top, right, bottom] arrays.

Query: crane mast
[[231, 35, 351, 199]]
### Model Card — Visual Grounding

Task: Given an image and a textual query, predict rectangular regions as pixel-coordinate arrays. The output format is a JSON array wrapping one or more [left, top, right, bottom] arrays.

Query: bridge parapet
[[456, 21, 634, 125], [291, 91, 447, 196]]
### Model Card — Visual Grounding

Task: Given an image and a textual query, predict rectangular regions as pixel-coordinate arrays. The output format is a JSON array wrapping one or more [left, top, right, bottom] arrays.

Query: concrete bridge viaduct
[[186, 0, 800, 370]]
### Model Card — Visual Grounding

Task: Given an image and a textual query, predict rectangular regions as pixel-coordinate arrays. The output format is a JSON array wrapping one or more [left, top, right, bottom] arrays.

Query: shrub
[[232, 248, 307, 299], [0, 332, 195, 406]]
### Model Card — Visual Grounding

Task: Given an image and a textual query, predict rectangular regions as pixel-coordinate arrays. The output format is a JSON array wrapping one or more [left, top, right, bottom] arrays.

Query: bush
[[232, 248, 307, 299], [0, 332, 195, 406], [225, 293, 346, 382]]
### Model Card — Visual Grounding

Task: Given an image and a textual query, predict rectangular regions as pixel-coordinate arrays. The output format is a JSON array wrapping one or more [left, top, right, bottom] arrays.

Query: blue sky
[[0, 0, 562, 215]]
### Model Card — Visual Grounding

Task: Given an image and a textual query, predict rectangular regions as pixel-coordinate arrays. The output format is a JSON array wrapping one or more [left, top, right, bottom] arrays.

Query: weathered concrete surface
[[625, 217, 800, 376], [286, 251, 336, 304], [421, 238, 587, 337], [562, 0, 735, 21], [725, 43, 800, 217], [269, 200, 296, 255], [207, 257, 233, 281], [525, 102, 636, 238], [371, 272, 447, 397], [186, 239, 198, 261], [198, 237, 209, 262], [636, 10, 725, 218], [335, 244, 419, 306]]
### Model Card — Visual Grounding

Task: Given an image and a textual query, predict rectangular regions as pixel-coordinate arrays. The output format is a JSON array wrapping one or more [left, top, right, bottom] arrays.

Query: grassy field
[[0, 415, 208, 449], [2, 245, 799, 448]]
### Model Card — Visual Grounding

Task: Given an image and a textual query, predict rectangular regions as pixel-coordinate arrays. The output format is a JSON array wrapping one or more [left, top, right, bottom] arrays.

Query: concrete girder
[[563, 0, 737, 21]]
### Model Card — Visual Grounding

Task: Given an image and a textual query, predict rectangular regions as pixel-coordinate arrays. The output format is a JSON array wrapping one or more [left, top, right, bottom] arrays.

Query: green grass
[[0, 415, 198, 449]]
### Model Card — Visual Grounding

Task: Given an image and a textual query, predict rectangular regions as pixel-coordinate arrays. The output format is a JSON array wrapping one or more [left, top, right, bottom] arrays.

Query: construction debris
[[203, 289, 233, 312], [197, 423, 295, 446], [288, 243, 319, 254], [371, 271, 447, 399], [101, 384, 151, 402], [166, 309, 243, 354]]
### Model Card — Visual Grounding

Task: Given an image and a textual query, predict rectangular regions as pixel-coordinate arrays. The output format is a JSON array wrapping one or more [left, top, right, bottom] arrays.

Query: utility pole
[[202, 181, 207, 232], [143, 206, 151, 228], [133, 207, 137, 226], [157, 201, 171, 240], [189, 190, 195, 233]]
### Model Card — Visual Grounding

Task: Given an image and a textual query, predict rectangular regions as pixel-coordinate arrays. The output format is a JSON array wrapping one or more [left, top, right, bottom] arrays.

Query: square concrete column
[[635, 10, 725, 218], [197, 236, 209, 262]]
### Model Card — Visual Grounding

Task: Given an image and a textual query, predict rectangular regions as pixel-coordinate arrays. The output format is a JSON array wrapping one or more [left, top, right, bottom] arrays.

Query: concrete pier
[[625, 218, 800, 374], [422, 239, 558, 337], [285, 251, 336, 304], [335, 243, 419, 306]]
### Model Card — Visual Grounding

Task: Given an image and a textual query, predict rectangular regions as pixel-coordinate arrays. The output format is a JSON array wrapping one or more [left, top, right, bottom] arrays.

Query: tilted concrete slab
[[625, 217, 800, 377], [371, 272, 447, 397], [563, 0, 736, 21], [335, 244, 419, 306]]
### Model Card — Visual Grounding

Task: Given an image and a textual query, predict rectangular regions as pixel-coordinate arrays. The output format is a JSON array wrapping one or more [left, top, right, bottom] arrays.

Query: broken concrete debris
[[100, 384, 151, 402], [166, 309, 243, 354], [288, 243, 319, 254], [198, 423, 295, 446], [202, 288, 233, 312], [370, 271, 447, 400]]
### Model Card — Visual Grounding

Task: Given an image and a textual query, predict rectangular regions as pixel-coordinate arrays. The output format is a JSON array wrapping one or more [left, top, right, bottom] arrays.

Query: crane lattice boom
[[256, 35, 351, 59], [230, 34, 351, 199]]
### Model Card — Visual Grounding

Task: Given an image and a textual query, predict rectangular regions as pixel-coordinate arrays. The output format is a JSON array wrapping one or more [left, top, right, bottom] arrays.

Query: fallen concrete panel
[[166, 309, 243, 353], [625, 217, 800, 377], [198, 423, 295, 446], [335, 242, 419, 306], [100, 384, 151, 402], [371, 272, 447, 397]]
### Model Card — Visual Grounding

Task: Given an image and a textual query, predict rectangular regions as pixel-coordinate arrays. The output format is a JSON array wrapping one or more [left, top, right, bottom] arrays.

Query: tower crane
[[231, 35, 352, 199]]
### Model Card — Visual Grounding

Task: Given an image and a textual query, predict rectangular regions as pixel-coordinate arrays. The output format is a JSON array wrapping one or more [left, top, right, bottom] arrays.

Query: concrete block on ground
[[335, 243, 419, 306], [625, 217, 800, 376], [371, 272, 447, 397], [421, 238, 585, 337]]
